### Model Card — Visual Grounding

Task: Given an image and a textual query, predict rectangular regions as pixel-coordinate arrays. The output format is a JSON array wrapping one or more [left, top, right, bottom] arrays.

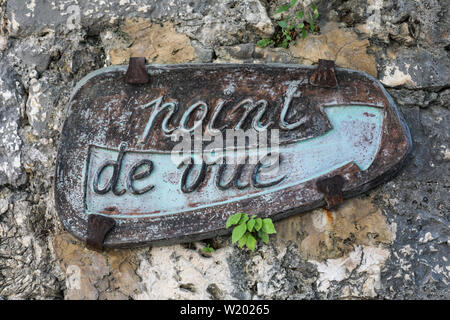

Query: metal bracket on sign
[[86, 214, 115, 251], [124, 57, 150, 84], [310, 59, 338, 88], [316, 175, 345, 209]]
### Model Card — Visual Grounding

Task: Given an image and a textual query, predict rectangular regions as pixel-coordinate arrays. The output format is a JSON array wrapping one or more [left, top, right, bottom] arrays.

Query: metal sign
[[55, 59, 412, 249]]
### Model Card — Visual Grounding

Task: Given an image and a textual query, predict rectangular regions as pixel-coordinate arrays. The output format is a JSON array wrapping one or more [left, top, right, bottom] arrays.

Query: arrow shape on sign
[[85, 105, 383, 218], [200, 104, 384, 185], [273, 104, 384, 184]]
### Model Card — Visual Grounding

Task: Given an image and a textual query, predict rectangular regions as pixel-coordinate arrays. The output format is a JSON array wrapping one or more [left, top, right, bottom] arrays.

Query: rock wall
[[0, 0, 448, 299]]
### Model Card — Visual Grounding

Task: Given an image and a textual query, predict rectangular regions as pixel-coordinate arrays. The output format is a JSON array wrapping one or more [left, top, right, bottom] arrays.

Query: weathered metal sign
[[55, 59, 412, 249]]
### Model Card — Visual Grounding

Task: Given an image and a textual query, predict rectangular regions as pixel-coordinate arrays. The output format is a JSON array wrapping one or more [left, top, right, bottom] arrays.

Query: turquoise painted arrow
[[85, 105, 383, 218], [276, 105, 383, 182]]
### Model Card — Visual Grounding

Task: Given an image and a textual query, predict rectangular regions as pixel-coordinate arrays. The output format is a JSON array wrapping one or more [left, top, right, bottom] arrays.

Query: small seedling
[[257, 38, 275, 48], [226, 213, 277, 251], [201, 244, 215, 254]]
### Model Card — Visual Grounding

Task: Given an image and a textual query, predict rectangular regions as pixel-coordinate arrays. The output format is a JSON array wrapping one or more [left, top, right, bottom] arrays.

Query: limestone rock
[[53, 232, 144, 300], [275, 198, 395, 261], [13, 37, 52, 73], [173, 0, 274, 47], [311, 245, 390, 298], [106, 20, 196, 65], [0, 191, 62, 298], [439, 89, 450, 109], [0, 35, 6, 51], [380, 48, 450, 89], [0, 61, 26, 187], [135, 245, 236, 300], [0, 197, 8, 215], [241, 243, 318, 299], [388, 89, 439, 109], [289, 23, 378, 77], [191, 40, 215, 63], [26, 77, 60, 136], [215, 43, 297, 64], [6, 0, 274, 47]]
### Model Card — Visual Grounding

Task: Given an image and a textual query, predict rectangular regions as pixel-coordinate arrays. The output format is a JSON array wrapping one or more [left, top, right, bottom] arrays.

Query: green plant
[[257, 1, 319, 48], [257, 38, 275, 48], [201, 244, 215, 253], [226, 213, 277, 251]]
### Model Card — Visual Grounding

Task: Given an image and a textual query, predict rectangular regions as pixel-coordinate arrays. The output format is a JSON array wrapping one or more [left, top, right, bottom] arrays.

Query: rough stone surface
[[289, 22, 378, 77], [379, 48, 450, 89], [6, 0, 274, 46], [0, 0, 448, 300], [104, 19, 196, 65], [26, 77, 60, 136], [276, 198, 396, 261], [215, 43, 298, 64], [0, 61, 26, 187]]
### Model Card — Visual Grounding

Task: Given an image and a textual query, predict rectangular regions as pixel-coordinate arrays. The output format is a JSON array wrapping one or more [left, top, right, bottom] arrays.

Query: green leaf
[[297, 10, 304, 19], [302, 28, 307, 39], [262, 218, 277, 234], [226, 213, 242, 228], [258, 230, 269, 244], [246, 234, 257, 251], [247, 219, 256, 232], [297, 22, 304, 29], [251, 214, 257, 219], [257, 38, 274, 48], [232, 223, 247, 243], [202, 245, 214, 253], [238, 232, 249, 248], [314, 10, 319, 19], [310, 13, 315, 31], [255, 218, 263, 231], [290, 0, 298, 7], [278, 20, 288, 29], [274, 5, 291, 14], [312, 3, 319, 19], [238, 213, 249, 225]]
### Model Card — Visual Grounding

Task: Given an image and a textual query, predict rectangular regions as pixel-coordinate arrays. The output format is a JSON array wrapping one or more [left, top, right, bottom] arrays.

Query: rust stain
[[100, 207, 119, 215], [275, 197, 396, 261], [324, 208, 334, 223]]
